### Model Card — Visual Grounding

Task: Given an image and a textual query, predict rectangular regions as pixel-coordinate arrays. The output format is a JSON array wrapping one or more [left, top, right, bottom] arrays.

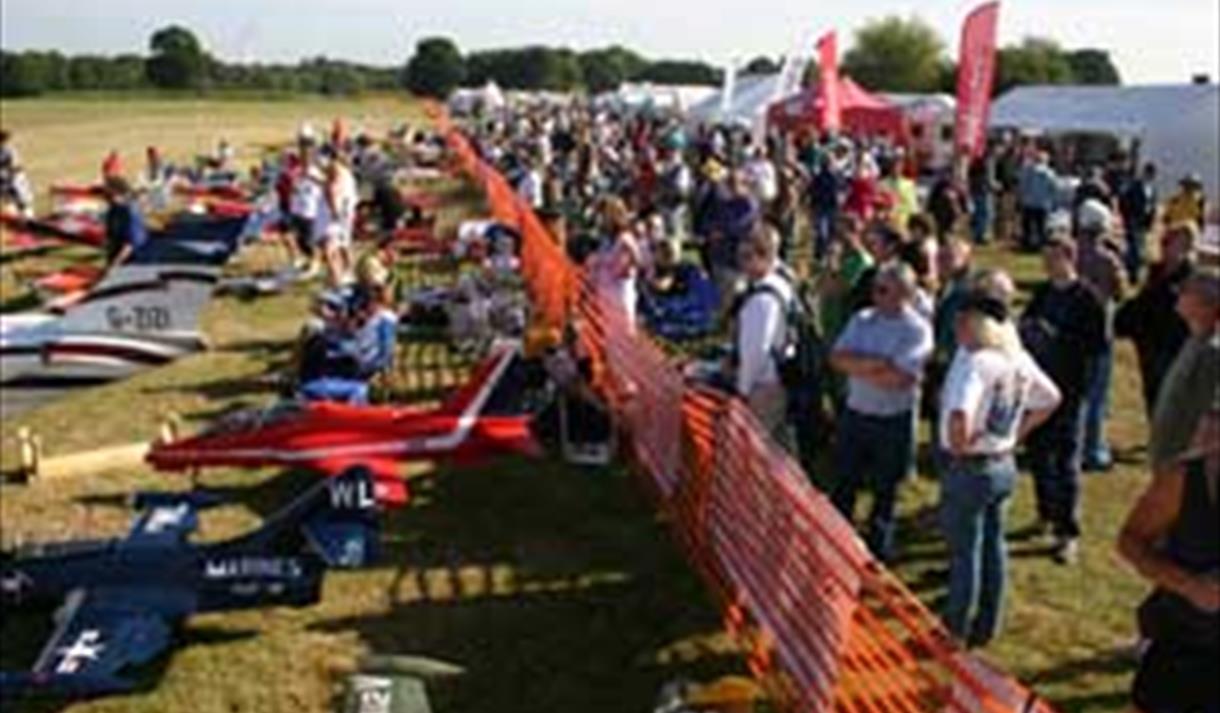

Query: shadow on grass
[[1, 615, 256, 713], [1052, 690, 1131, 713], [72, 468, 314, 522], [1029, 648, 1136, 687], [310, 458, 746, 713], [0, 290, 43, 314]]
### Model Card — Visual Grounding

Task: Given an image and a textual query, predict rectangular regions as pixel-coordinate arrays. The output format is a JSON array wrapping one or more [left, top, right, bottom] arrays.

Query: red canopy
[[769, 76, 908, 140]]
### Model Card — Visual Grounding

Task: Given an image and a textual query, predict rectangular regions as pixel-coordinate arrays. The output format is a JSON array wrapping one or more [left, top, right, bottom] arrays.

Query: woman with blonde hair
[[938, 287, 1062, 646], [587, 195, 642, 328]]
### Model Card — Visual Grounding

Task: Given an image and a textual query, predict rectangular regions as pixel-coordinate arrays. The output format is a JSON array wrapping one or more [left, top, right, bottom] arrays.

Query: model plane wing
[[1, 587, 176, 697]]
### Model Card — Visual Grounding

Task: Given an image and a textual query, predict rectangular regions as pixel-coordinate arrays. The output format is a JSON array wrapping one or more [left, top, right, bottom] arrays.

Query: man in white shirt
[[517, 155, 544, 209], [733, 226, 793, 449], [743, 147, 778, 207], [291, 163, 325, 278]]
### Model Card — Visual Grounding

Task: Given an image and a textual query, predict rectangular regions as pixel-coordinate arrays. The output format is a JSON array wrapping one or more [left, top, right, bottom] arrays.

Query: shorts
[[323, 221, 352, 249], [1132, 639, 1220, 713]]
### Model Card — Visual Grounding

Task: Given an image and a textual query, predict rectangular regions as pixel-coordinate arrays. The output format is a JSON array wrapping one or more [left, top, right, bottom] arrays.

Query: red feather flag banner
[[816, 31, 841, 133], [954, 1, 1001, 158]]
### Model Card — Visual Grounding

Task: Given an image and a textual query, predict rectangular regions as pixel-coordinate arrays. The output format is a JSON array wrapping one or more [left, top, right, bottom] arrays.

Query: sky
[[2, 0, 1218, 85]]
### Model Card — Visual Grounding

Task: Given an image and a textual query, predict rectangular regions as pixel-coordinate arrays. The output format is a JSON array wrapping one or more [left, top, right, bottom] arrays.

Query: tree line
[[1, 19, 1122, 100], [1, 26, 399, 97]]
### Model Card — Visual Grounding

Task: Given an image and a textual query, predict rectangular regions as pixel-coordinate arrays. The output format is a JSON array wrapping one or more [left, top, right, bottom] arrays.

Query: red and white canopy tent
[[768, 75, 909, 140]]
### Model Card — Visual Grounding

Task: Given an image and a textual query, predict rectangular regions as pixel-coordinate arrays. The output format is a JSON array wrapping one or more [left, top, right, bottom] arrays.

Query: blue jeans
[[1084, 343, 1114, 468], [812, 206, 837, 261], [1028, 396, 1087, 538], [940, 455, 1016, 644], [970, 192, 993, 244], [1125, 224, 1146, 283], [831, 409, 915, 562]]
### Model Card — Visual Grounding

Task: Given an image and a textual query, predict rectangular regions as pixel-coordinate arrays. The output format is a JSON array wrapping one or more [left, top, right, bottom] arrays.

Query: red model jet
[[146, 343, 543, 504]]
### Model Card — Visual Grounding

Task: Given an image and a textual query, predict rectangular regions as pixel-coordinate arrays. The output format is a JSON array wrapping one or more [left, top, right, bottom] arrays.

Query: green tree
[[842, 15, 946, 92], [1067, 48, 1121, 85], [403, 37, 466, 98], [744, 56, 781, 75], [995, 37, 1074, 94], [579, 46, 648, 93], [636, 60, 722, 86], [0, 51, 69, 96], [146, 25, 208, 89]]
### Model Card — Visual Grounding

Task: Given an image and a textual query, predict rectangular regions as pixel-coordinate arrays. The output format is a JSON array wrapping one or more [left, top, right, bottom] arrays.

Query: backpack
[[736, 273, 825, 392]]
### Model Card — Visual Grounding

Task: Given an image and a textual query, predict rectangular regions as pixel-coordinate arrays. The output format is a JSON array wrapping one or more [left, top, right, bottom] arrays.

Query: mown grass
[[0, 96, 1157, 713], [0, 97, 741, 713]]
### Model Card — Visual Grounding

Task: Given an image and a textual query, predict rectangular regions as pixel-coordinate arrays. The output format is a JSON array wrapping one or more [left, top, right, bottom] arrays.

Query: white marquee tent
[[686, 74, 784, 129], [991, 84, 1220, 203]]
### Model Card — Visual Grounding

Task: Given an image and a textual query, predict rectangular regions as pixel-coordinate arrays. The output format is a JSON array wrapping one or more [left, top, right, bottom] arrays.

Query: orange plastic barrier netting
[[430, 103, 1058, 713]]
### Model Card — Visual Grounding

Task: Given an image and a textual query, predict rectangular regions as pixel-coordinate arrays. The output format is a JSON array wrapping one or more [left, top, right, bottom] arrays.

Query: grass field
[[0, 95, 1153, 713]]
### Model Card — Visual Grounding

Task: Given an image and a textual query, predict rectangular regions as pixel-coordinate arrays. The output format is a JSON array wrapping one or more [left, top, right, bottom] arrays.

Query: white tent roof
[[883, 93, 956, 122], [991, 84, 1220, 202], [602, 83, 717, 114], [686, 74, 784, 127]]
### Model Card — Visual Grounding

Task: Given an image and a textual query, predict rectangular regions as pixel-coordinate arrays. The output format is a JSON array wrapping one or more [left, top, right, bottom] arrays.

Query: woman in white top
[[587, 196, 642, 330], [321, 156, 359, 285], [938, 288, 1062, 647]]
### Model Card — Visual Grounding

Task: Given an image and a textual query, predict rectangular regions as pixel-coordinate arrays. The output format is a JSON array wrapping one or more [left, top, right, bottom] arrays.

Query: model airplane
[[0, 466, 381, 699], [0, 263, 222, 385], [147, 343, 545, 505]]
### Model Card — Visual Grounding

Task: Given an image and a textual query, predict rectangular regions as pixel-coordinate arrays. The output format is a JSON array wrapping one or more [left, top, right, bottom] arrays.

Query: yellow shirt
[[1164, 188, 1204, 227]]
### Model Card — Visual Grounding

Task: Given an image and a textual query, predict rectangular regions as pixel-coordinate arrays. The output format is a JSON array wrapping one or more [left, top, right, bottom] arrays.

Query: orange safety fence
[[429, 103, 1058, 713]]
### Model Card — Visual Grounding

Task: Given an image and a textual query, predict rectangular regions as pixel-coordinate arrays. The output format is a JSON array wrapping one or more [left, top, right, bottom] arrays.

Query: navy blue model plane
[[0, 466, 381, 699]]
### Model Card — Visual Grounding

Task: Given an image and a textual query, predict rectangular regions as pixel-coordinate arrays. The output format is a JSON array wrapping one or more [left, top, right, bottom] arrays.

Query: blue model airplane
[[0, 466, 381, 699]]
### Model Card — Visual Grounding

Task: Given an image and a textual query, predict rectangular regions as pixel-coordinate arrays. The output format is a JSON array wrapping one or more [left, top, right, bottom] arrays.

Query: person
[[1148, 270, 1220, 480], [994, 136, 1022, 244], [656, 146, 692, 238], [967, 152, 999, 245], [1072, 166, 1114, 220], [929, 168, 968, 242], [843, 157, 879, 223], [809, 156, 842, 261], [934, 238, 976, 364], [939, 289, 1061, 646], [291, 160, 325, 279], [1119, 162, 1159, 282], [588, 196, 642, 328], [705, 171, 758, 312], [1116, 223, 1197, 416], [1163, 174, 1206, 230], [830, 261, 933, 562], [815, 215, 872, 346], [883, 159, 920, 235], [1075, 199, 1129, 471], [742, 146, 778, 208], [1019, 236, 1107, 564], [1018, 150, 1058, 251], [0, 129, 35, 218], [847, 222, 904, 314], [102, 176, 148, 269], [320, 155, 359, 286], [102, 149, 123, 181], [730, 228, 794, 448], [1118, 392, 1219, 713], [517, 155, 544, 209], [928, 237, 976, 461]]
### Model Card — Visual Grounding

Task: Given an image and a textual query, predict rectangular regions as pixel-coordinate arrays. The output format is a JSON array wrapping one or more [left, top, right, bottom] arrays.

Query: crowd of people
[[3, 99, 1216, 710], [464, 101, 1218, 696]]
